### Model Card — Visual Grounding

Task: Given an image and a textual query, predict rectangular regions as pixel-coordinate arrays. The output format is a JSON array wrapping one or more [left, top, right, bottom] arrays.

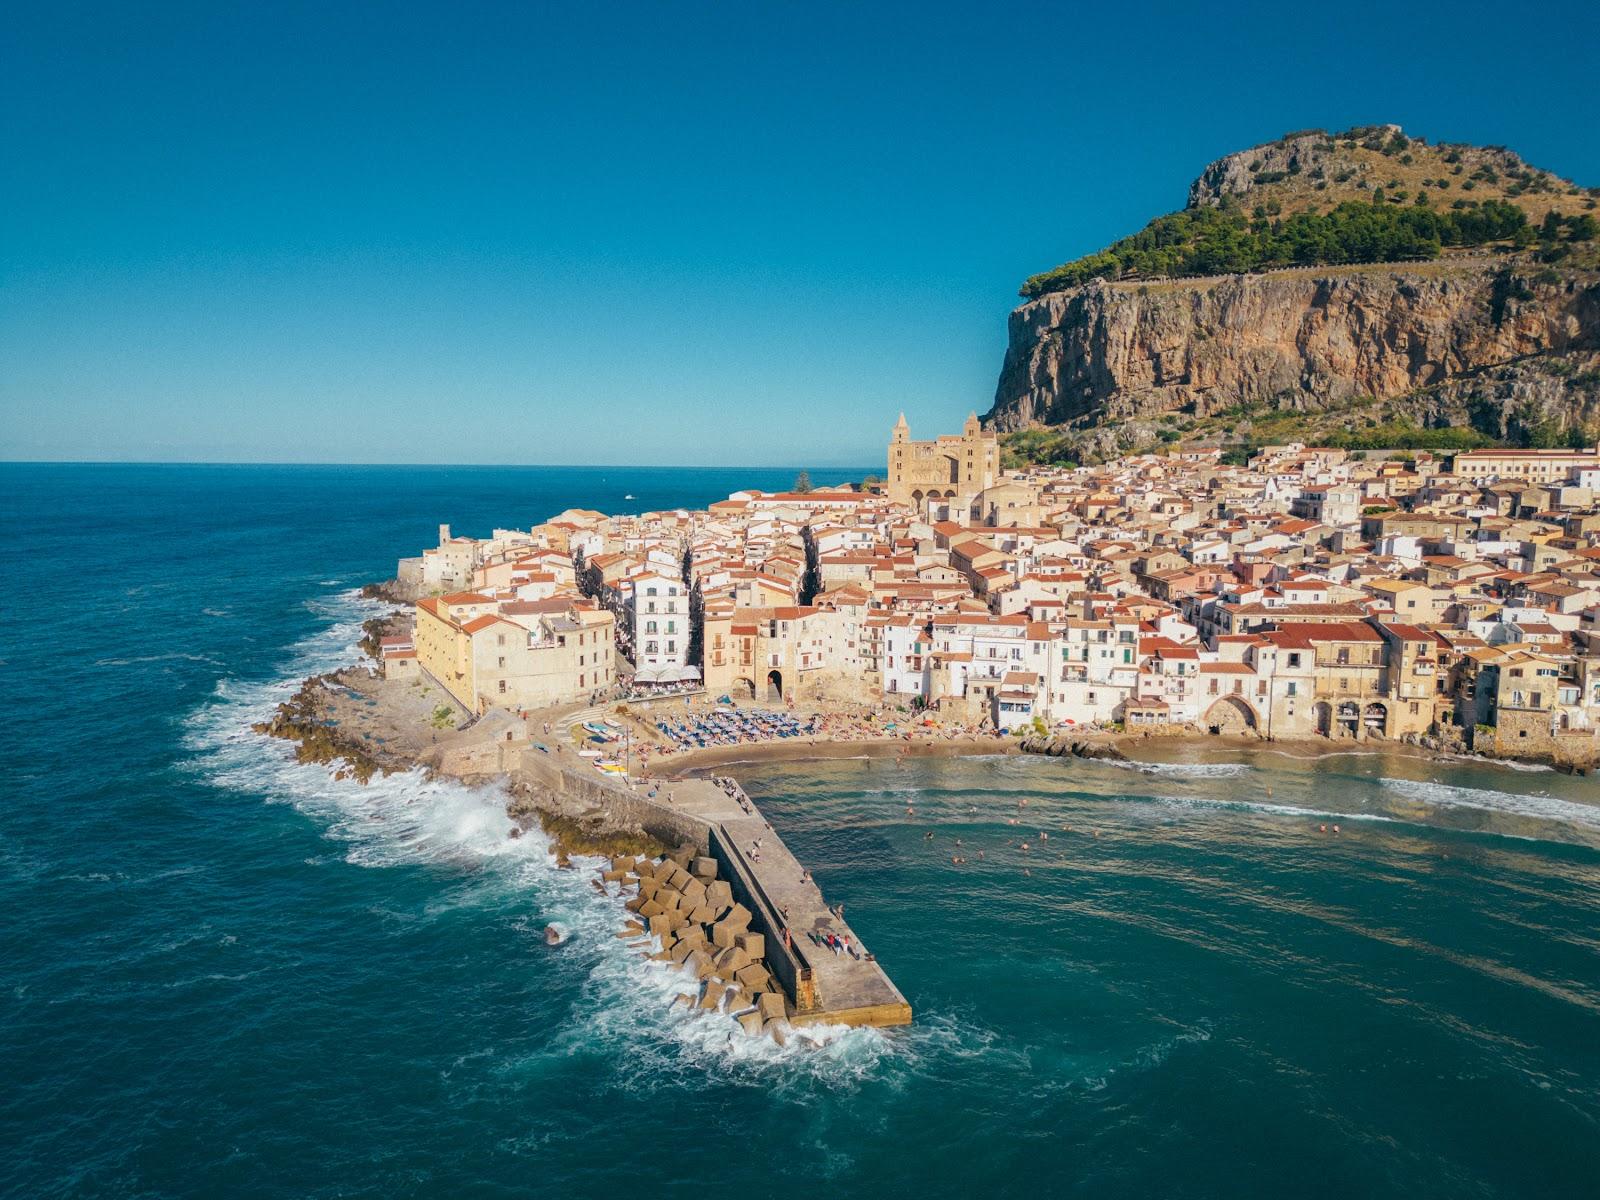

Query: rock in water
[[544, 923, 569, 946]]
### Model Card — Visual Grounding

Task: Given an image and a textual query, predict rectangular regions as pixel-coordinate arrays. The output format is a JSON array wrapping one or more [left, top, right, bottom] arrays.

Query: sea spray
[[184, 585, 901, 1082]]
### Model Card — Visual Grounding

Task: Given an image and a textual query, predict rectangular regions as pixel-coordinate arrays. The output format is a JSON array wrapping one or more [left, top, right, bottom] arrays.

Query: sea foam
[[182, 588, 900, 1082]]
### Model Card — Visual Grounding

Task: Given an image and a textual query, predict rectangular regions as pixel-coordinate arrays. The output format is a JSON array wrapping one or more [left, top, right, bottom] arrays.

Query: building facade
[[886, 413, 1000, 509]]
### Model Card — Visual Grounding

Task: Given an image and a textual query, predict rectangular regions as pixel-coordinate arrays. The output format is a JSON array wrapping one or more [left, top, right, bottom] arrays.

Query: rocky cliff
[[988, 260, 1600, 442], [987, 127, 1600, 458]]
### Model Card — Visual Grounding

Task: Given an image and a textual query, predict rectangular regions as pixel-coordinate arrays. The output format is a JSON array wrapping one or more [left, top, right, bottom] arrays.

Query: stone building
[[886, 413, 1000, 510]]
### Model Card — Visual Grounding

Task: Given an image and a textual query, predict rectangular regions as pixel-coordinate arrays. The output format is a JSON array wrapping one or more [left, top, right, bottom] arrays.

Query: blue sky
[[3, 1, 1597, 466]]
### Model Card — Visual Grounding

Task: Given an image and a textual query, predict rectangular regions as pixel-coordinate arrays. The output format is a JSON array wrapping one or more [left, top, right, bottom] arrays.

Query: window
[[1287, 682, 1298, 697], [1287, 652, 1302, 668], [497, 680, 506, 694]]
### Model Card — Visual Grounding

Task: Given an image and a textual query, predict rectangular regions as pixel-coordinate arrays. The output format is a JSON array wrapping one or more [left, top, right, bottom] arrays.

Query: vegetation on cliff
[[1021, 126, 1598, 298], [1019, 199, 1597, 297]]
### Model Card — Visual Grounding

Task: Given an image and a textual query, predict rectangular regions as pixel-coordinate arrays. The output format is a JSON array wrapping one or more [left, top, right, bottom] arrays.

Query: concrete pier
[[648, 777, 912, 1028]]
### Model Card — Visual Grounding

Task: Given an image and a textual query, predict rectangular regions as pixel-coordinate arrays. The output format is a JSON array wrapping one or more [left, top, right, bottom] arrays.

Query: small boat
[[624, 493, 636, 500]]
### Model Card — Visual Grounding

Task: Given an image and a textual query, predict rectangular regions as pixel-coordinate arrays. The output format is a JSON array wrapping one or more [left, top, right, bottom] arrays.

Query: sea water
[[3, 463, 1598, 1198]]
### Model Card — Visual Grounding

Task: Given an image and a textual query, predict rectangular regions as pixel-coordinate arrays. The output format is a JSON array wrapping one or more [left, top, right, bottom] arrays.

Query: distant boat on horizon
[[624, 493, 635, 500]]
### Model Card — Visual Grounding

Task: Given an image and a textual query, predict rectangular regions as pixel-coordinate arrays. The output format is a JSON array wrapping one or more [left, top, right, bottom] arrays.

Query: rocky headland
[[985, 126, 1600, 461]]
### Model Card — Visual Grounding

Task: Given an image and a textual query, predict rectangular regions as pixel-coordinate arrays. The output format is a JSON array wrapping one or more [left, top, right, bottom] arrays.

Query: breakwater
[[598, 773, 911, 1036]]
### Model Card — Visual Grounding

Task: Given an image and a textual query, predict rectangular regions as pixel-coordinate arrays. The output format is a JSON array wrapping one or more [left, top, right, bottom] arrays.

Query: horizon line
[[0, 458, 882, 472]]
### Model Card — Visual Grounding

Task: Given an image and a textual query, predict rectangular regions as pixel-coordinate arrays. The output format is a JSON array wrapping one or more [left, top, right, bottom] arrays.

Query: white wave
[[182, 586, 905, 1081], [95, 652, 225, 668], [1108, 759, 1252, 779], [1381, 777, 1600, 833], [1437, 751, 1555, 773], [1149, 794, 1398, 825]]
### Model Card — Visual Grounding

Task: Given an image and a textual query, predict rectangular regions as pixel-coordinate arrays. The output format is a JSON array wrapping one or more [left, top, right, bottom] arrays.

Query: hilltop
[[987, 126, 1600, 465]]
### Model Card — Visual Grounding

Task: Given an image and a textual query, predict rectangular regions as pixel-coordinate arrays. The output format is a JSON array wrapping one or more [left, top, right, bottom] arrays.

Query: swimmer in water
[[1023, 867, 1031, 877], [1319, 824, 1327, 833], [1332, 824, 1341, 834], [977, 849, 985, 860], [1040, 832, 1048, 841]]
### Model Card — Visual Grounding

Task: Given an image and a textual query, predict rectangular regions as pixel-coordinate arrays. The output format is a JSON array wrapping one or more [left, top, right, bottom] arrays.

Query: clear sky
[[3, 1, 1597, 466]]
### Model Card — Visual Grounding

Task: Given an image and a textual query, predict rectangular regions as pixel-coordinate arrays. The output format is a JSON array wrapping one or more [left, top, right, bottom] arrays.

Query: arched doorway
[[911, 489, 924, 505], [1313, 702, 1333, 736], [1363, 702, 1388, 738], [766, 670, 783, 703], [1204, 696, 1258, 734], [1336, 701, 1360, 739], [734, 677, 756, 700]]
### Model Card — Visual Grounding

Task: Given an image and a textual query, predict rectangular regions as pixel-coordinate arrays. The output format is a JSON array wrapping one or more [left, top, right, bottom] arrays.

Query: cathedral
[[885, 412, 1000, 509]]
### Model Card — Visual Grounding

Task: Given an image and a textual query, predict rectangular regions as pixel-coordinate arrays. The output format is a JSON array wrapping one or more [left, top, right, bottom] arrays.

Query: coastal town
[[377, 415, 1600, 771], [256, 414, 1600, 1042]]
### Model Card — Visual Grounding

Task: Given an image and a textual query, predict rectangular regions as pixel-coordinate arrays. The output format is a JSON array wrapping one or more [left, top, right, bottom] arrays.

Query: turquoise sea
[[3, 463, 1600, 1199]]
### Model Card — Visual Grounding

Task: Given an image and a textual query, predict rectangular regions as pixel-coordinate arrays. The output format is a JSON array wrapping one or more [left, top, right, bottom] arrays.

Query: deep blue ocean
[[3, 463, 1600, 1199]]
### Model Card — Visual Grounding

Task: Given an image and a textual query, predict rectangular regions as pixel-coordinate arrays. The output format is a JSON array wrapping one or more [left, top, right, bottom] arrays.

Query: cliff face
[[985, 260, 1600, 444]]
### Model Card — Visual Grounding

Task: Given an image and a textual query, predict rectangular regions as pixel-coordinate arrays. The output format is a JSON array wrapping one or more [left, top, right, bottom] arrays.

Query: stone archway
[[911, 489, 924, 505], [766, 670, 783, 703], [1204, 695, 1258, 734], [1363, 702, 1388, 738], [734, 676, 757, 700], [1336, 701, 1360, 739]]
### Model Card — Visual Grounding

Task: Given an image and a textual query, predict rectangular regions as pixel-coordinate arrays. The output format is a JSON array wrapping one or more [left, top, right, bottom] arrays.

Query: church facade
[[886, 412, 1001, 509]]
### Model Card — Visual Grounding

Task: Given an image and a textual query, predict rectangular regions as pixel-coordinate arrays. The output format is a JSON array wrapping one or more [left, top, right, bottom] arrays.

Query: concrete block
[[763, 1018, 791, 1047], [733, 963, 771, 991], [711, 921, 739, 950], [666, 865, 692, 891], [756, 991, 786, 1020], [667, 844, 694, 869], [691, 856, 718, 879], [614, 856, 637, 874], [735, 932, 765, 959], [671, 992, 695, 1009], [714, 945, 751, 975], [721, 987, 745, 1012], [723, 904, 752, 933], [680, 876, 707, 905], [601, 869, 625, 883], [623, 897, 644, 913], [736, 1010, 764, 1036], [647, 914, 672, 937], [634, 858, 658, 877], [698, 982, 725, 1011], [665, 911, 689, 933], [705, 881, 733, 909], [687, 949, 716, 980], [637, 876, 660, 900], [638, 899, 664, 919], [670, 939, 697, 965]]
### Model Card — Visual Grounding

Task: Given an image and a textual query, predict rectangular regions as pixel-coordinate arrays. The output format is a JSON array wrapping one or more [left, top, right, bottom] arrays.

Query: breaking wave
[[1381, 777, 1600, 835], [180, 588, 899, 1082]]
